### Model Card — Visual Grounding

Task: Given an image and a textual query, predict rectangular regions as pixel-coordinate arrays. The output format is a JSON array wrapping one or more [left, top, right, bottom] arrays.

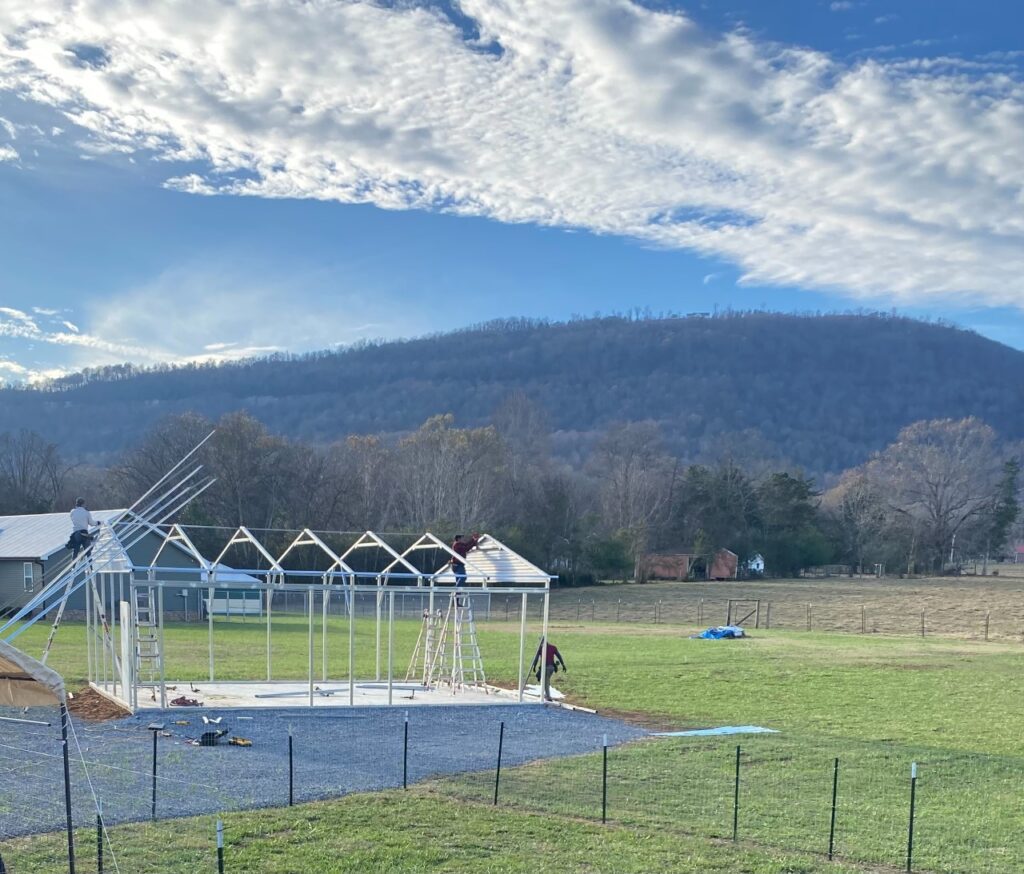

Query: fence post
[[616, 600, 621, 622], [920, 611, 925, 638], [806, 604, 812, 631], [602, 734, 608, 823], [577, 599, 581, 622], [765, 602, 770, 629], [403, 711, 409, 790], [985, 612, 990, 641], [698, 598, 703, 624], [147, 722, 163, 821], [592, 600, 596, 621], [732, 745, 741, 841], [288, 725, 294, 806], [907, 762, 917, 872], [861, 605, 866, 634], [493, 721, 505, 805], [217, 819, 225, 874], [828, 757, 839, 860], [96, 803, 104, 874], [60, 703, 76, 874]]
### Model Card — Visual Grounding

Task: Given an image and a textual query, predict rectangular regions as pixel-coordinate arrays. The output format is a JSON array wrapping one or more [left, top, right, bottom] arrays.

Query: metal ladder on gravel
[[428, 591, 487, 693]]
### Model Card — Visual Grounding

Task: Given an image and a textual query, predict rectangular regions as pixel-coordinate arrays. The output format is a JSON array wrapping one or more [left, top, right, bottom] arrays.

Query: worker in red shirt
[[530, 637, 567, 702], [450, 533, 480, 587]]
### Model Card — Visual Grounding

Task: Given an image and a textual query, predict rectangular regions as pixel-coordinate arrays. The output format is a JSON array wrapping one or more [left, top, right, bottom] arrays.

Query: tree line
[[1, 401, 1018, 582]]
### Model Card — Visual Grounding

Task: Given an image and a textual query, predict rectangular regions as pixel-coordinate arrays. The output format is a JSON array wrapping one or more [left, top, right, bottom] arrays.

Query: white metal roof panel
[[0, 509, 125, 561]]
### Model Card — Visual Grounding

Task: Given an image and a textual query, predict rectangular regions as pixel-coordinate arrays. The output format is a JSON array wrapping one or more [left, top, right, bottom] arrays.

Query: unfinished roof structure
[[0, 432, 557, 714]]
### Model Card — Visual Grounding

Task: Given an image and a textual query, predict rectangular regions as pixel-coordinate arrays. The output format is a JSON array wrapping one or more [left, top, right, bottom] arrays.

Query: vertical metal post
[[387, 590, 395, 706], [861, 605, 866, 634], [493, 721, 505, 805], [207, 582, 214, 683], [765, 601, 771, 629], [96, 805, 103, 874], [86, 575, 94, 688], [907, 762, 917, 873], [985, 611, 990, 641], [308, 591, 315, 708], [348, 580, 356, 707], [517, 593, 528, 703], [150, 729, 158, 821], [540, 587, 551, 701], [698, 598, 703, 624], [828, 757, 839, 860], [602, 734, 608, 824], [732, 745, 741, 842], [375, 587, 383, 681], [920, 611, 925, 638], [322, 581, 329, 681], [60, 703, 76, 874], [288, 725, 294, 806], [617, 599, 621, 622], [403, 712, 409, 789], [157, 584, 167, 709], [266, 579, 273, 682], [216, 819, 224, 874]]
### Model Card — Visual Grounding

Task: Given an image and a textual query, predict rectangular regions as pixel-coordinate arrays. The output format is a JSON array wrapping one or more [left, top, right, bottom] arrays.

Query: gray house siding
[[1, 530, 205, 614], [0, 559, 41, 614]]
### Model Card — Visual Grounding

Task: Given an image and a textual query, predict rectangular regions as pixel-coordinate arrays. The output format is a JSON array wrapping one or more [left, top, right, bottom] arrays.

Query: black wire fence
[[2, 705, 1022, 873]]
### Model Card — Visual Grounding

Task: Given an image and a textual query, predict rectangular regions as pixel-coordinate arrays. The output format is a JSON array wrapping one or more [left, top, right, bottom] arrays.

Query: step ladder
[[428, 592, 487, 693], [132, 586, 161, 701], [406, 607, 443, 685]]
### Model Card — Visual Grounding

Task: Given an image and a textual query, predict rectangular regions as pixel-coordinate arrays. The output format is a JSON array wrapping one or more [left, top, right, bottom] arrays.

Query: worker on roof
[[530, 637, 567, 702], [67, 497, 100, 559], [450, 533, 480, 588]]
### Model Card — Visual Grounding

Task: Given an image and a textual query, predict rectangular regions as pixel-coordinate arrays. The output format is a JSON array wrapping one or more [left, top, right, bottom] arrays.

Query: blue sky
[[1, 0, 1022, 382]]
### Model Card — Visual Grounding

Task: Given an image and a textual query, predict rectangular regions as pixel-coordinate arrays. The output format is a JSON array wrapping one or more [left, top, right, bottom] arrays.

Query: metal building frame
[[102, 525, 553, 712]]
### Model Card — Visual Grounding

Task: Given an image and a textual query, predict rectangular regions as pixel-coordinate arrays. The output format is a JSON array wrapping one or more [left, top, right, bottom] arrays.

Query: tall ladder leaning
[[428, 591, 487, 694]]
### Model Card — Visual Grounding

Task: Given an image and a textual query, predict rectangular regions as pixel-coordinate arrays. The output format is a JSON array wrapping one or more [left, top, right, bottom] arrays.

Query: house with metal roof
[[0, 509, 203, 615]]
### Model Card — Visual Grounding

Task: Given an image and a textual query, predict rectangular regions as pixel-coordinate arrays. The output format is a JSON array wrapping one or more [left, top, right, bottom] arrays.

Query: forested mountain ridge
[[3, 312, 1023, 475]]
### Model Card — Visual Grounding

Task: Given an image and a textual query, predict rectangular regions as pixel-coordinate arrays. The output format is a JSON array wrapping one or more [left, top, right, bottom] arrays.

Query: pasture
[[5, 587, 1024, 873]]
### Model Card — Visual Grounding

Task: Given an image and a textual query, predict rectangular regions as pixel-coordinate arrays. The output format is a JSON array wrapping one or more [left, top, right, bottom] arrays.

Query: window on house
[[23, 562, 35, 592]]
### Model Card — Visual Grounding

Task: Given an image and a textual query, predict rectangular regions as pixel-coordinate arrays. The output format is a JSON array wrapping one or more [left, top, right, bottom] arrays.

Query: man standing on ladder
[[530, 637, 567, 702], [450, 533, 480, 587], [68, 497, 101, 559]]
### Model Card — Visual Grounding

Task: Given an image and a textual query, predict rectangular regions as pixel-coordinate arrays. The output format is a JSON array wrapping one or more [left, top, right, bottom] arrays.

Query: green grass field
[[6, 614, 1024, 873]]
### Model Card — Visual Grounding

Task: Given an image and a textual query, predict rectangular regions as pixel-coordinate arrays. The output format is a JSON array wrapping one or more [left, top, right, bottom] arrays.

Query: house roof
[[0, 509, 126, 561]]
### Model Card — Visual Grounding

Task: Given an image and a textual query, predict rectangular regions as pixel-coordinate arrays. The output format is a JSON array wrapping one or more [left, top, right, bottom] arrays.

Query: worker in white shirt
[[68, 497, 100, 559]]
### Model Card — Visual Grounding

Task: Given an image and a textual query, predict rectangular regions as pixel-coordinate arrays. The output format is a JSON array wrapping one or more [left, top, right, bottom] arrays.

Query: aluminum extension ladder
[[429, 591, 487, 693]]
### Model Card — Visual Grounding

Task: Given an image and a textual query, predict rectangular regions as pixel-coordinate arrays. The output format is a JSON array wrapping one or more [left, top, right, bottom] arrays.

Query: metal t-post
[[60, 703, 76, 874]]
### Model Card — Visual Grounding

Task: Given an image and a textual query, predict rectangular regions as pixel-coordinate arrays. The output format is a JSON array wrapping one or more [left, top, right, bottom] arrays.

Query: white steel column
[[308, 590, 314, 707], [517, 592, 528, 703], [266, 578, 273, 681], [375, 586, 382, 681], [157, 583, 167, 708], [207, 569, 215, 682], [348, 580, 356, 706], [387, 590, 395, 706], [322, 577, 329, 682], [85, 572, 94, 688], [539, 585, 550, 703]]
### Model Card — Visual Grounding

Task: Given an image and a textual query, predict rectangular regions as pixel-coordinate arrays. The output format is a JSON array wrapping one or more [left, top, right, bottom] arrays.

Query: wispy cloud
[[0, 144, 18, 162], [0, 0, 1021, 313]]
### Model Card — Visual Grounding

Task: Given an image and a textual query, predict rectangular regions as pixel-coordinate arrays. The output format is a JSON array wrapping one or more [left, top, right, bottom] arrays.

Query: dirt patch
[[67, 686, 130, 722]]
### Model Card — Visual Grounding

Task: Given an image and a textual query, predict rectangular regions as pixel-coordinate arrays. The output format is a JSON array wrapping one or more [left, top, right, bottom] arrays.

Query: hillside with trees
[[2, 312, 1024, 476]]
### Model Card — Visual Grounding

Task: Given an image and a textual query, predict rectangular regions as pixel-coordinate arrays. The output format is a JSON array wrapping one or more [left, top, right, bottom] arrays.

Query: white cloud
[[0, 144, 18, 162], [702, 273, 721, 285], [0, 0, 1022, 310]]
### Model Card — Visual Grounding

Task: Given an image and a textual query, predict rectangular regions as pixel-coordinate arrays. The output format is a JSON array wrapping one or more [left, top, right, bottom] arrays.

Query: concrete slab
[[137, 680, 528, 709]]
